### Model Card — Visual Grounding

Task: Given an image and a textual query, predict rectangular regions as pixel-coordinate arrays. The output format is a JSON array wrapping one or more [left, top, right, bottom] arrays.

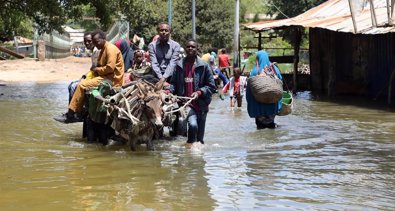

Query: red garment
[[218, 54, 230, 68], [124, 72, 132, 84], [184, 62, 194, 97], [184, 62, 200, 111], [144, 51, 150, 62], [115, 39, 130, 49], [222, 81, 230, 93], [234, 77, 240, 96], [115, 40, 121, 49]]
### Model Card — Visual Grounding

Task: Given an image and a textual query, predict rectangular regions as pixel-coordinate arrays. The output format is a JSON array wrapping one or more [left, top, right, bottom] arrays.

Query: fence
[[243, 48, 309, 63], [32, 21, 129, 59], [106, 21, 129, 44], [241, 47, 310, 74], [34, 30, 73, 59], [262, 47, 309, 64]]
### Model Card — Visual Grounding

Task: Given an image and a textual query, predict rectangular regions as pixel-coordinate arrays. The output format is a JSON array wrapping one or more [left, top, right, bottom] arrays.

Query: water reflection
[[0, 83, 394, 210]]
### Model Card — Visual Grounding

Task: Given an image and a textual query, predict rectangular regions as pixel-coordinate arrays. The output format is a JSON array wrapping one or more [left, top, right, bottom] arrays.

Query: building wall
[[310, 28, 395, 99]]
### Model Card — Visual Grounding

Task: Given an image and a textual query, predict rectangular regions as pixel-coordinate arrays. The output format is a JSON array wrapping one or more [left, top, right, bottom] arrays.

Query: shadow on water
[[0, 83, 394, 210]]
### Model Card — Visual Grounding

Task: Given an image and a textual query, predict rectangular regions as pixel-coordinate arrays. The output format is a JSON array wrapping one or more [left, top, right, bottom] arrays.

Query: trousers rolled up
[[68, 76, 104, 113], [187, 108, 208, 144]]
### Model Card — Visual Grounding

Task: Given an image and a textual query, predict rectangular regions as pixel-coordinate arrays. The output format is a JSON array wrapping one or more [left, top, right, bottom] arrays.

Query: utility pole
[[168, 0, 172, 26], [192, 0, 196, 39], [233, 0, 240, 67]]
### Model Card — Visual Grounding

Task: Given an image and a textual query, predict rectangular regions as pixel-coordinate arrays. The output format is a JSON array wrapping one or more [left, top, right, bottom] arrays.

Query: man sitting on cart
[[54, 30, 124, 123]]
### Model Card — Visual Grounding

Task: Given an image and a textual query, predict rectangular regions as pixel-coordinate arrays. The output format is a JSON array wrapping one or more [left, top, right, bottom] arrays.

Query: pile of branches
[[97, 79, 192, 150]]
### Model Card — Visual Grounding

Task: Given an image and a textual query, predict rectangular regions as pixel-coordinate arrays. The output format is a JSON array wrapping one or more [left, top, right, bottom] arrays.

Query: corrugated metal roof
[[243, 0, 395, 34]]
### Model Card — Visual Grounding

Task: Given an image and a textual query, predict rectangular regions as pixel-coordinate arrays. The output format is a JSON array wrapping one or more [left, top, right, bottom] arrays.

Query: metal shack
[[243, 0, 395, 104]]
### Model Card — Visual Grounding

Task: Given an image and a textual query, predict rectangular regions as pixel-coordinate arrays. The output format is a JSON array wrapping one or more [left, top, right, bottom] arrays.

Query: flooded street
[[0, 83, 394, 211]]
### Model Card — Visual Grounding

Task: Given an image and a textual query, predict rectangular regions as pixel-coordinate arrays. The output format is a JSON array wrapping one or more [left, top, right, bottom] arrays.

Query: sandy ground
[[0, 57, 90, 83]]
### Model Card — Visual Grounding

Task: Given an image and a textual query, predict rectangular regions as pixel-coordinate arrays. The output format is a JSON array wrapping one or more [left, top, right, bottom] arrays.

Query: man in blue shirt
[[148, 22, 181, 89]]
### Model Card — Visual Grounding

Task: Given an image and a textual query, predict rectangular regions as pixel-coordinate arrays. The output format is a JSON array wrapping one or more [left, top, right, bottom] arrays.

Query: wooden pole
[[293, 28, 302, 92], [0, 46, 25, 59], [391, 0, 395, 24], [348, 0, 358, 33], [258, 32, 262, 50], [388, 68, 395, 105], [387, 0, 391, 24], [370, 0, 378, 26]]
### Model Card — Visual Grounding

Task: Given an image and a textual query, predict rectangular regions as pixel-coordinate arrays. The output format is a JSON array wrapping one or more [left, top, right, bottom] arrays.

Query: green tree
[[241, 0, 267, 15], [266, 0, 326, 19], [264, 0, 325, 46], [0, 0, 120, 40], [89, 0, 118, 30], [1, 0, 239, 51], [117, 0, 235, 51], [66, 4, 102, 32], [0, 0, 93, 39], [0, 8, 32, 41], [117, 0, 168, 41], [172, 0, 234, 51]]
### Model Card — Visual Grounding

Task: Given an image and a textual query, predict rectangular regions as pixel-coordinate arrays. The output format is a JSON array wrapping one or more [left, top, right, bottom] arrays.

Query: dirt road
[[0, 57, 90, 83]]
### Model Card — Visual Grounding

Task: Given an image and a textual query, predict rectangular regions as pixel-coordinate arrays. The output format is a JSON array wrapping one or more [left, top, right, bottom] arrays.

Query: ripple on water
[[1, 85, 395, 210]]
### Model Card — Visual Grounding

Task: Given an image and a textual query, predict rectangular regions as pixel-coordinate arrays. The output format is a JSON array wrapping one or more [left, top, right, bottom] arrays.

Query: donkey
[[107, 79, 168, 151]]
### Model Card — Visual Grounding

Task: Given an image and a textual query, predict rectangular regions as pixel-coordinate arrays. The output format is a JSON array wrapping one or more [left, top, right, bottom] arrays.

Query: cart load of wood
[[92, 78, 192, 151]]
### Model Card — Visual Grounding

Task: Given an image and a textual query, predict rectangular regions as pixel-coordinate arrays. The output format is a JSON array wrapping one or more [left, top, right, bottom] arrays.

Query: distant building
[[243, 0, 395, 104], [63, 26, 86, 56], [63, 26, 85, 44]]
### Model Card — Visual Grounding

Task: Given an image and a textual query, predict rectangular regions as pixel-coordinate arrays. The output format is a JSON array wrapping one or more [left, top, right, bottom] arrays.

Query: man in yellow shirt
[[55, 30, 124, 123], [68, 32, 100, 103]]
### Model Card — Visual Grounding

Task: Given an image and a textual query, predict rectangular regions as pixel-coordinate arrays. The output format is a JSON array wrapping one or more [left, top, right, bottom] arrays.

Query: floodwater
[[0, 83, 394, 211]]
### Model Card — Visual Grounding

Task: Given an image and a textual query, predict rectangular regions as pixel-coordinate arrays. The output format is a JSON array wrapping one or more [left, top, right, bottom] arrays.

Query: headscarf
[[250, 50, 282, 80], [115, 39, 133, 71], [246, 50, 283, 118], [210, 51, 217, 60]]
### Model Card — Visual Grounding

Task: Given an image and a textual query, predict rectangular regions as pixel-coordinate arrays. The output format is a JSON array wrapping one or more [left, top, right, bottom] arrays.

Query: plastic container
[[278, 91, 293, 116]]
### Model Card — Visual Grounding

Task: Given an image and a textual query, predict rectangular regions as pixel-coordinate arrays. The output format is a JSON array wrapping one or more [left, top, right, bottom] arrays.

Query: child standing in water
[[223, 67, 247, 108]]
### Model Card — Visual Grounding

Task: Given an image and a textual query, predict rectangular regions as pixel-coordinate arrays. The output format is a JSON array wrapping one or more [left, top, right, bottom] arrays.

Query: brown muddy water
[[0, 83, 394, 211]]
